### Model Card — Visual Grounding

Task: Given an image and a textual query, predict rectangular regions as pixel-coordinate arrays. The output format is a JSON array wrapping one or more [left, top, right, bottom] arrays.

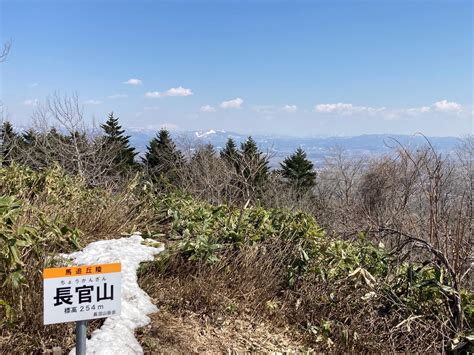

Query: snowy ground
[[66, 233, 164, 355]]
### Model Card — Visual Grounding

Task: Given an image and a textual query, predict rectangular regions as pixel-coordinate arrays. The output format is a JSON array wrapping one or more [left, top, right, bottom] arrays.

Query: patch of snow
[[67, 233, 164, 355], [195, 129, 217, 138]]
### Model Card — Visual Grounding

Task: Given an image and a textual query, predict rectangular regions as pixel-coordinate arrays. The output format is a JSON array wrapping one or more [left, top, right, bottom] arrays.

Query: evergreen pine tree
[[191, 144, 217, 177], [238, 137, 269, 199], [220, 138, 238, 165], [280, 147, 316, 197], [48, 127, 67, 144], [193, 144, 216, 163], [21, 128, 52, 168], [100, 112, 137, 170], [0, 121, 14, 140], [240, 136, 259, 157], [22, 128, 37, 147], [142, 129, 184, 183], [0, 121, 17, 165], [240, 137, 269, 177]]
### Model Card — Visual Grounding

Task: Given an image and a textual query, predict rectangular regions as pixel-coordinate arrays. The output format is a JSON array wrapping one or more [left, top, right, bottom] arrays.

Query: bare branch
[[0, 40, 12, 63]]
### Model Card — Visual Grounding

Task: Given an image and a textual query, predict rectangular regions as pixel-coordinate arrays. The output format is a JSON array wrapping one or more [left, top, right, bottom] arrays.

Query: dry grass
[[138, 309, 306, 353], [138, 238, 310, 353]]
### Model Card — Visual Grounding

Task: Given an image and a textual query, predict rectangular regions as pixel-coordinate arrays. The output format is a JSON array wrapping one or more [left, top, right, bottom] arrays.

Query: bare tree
[[0, 40, 11, 63], [177, 138, 275, 207], [312, 146, 365, 232], [179, 143, 233, 204], [18, 93, 124, 185]]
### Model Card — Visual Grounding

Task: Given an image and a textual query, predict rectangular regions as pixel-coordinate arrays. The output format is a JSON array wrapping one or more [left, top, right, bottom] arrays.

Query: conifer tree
[[142, 129, 184, 183], [240, 137, 269, 178], [21, 128, 52, 168], [0, 121, 17, 165], [240, 136, 258, 155], [193, 143, 216, 163], [237, 137, 269, 199], [100, 112, 137, 170], [0, 121, 14, 140], [280, 147, 316, 197], [22, 128, 37, 147], [190, 144, 218, 178], [220, 138, 238, 165], [48, 127, 67, 144]]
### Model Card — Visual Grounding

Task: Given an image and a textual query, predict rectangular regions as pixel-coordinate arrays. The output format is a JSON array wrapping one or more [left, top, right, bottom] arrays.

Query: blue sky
[[1, 0, 472, 136]]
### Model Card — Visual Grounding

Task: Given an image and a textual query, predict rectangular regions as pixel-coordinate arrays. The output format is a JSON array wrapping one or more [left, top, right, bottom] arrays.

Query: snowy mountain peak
[[195, 129, 225, 138]]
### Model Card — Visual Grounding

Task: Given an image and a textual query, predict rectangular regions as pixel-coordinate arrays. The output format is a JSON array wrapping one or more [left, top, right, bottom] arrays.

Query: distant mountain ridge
[[7, 124, 464, 165], [127, 128, 463, 166]]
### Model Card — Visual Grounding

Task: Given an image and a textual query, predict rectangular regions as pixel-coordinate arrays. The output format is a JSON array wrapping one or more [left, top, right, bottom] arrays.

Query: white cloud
[[108, 94, 128, 99], [124, 78, 142, 86], [23, 99, 39, 106], [314, 103, 354, 113], [311, 100, 466, 120], [144, 92, 161, 98], [282, 104, 298, 113], [404, 106, 431, 115], [83, 99, 101, 105], [314, 103, 385, 115], [28, 83, 39, 88], [165, 87, 193, 97], [200, 104, 216, 112], [366, 106, 387, 115], [220, 97, 243, 109], [432, 99, 462, 112], [145, 86, 193, 98], [396, 101, 462, 117]]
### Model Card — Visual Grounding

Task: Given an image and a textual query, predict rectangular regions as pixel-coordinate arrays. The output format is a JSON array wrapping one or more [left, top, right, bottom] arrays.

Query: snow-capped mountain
[[194, 129, 225, 138], [126, 128, 462, 167]]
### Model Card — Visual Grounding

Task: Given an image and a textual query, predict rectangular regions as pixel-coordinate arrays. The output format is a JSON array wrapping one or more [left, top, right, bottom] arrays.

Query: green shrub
[[155, 193, 325, 269], [153, 192, 474, 346]]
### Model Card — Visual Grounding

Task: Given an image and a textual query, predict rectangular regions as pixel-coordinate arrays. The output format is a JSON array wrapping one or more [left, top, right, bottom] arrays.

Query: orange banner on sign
[[43, 263, 121, 279]]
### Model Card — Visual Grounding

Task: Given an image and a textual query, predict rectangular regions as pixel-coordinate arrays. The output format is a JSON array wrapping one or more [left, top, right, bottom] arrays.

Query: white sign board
[[43, 263, 121, 325]]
